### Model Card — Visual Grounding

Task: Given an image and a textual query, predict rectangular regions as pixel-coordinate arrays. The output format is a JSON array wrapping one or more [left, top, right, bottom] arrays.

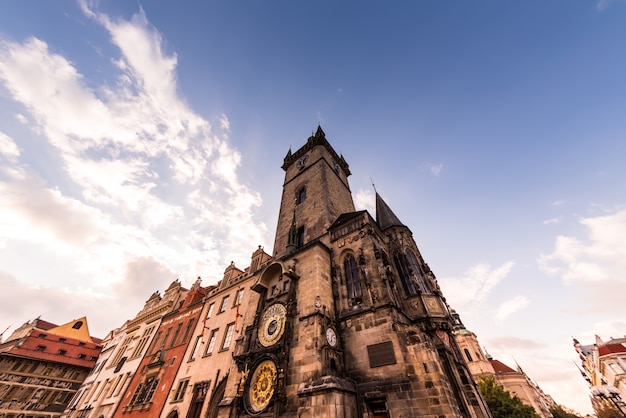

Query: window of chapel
[[344, 254, 363, 304]]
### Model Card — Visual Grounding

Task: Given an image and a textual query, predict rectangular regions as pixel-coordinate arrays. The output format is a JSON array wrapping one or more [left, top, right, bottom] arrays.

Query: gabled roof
[[490, 359, 517, 374], [375, 192, 405, 230], [47, 317, 95, 344], [329, 211, 367, 230]]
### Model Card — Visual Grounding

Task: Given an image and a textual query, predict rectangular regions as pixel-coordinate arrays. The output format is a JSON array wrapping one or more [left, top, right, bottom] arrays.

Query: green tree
[[550, 404, 581, 418], [477, 375, 540, 418]]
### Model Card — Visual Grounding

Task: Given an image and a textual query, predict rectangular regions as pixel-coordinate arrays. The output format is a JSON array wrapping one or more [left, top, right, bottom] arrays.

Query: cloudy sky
[[2, 0, 626, 414]]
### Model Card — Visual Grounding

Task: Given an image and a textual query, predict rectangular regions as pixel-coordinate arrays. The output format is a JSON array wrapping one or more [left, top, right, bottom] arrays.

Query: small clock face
[[259, 304, 287, 347], [248, 360, 277, 412], [296, 154, 309, 169], [326, 328, 337, 347]]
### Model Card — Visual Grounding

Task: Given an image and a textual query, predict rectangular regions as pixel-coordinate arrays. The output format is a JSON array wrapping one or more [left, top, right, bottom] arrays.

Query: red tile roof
[[598, 344, 626, 356], [490, 359, 517, 374]]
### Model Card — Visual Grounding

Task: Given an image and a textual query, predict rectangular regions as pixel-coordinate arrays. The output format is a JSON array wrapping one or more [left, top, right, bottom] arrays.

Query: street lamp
[[591, 385, 626, 417]]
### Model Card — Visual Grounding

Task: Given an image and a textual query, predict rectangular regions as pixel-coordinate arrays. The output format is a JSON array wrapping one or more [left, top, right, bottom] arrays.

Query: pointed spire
[[286, 208, 297, 255], [315, 124, 325, 138], [375, 192, 405, 230]]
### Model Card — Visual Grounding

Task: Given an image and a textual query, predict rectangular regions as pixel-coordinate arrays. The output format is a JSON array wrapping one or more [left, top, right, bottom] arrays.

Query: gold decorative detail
[[248, 360, 277, 412]]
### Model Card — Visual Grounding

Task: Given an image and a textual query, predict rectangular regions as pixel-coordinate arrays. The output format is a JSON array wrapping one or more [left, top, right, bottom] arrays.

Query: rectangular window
[[169, 323, 183, 347], [181, 318, 196, 345], [296, 186, 306, 204], [221, 323, 235, 351], [219, 296, 229, 313], [204, 329, 219, 356], [114, 373, 132, 397], [297, 226, 305, 247], [149, 331, 162, 354], [130, 375, 159, 405], [108, 375, 123, 398], [172, 379, 189, 402], [233, 289, 244, 307], [109, 336, 133, 369], [189, 336, 202, 361], [131, 326, 155, 359], [161, 328, 172, 350], [206, 303, 215, 319]]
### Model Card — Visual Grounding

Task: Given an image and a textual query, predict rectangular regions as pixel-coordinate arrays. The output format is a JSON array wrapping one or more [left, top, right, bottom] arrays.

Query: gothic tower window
[[296, 226, 305, 248], [406, 251, 431, 293], [344, 254, 363, 304], [296, 186, 306, 204], [394, 253, 417, 296]]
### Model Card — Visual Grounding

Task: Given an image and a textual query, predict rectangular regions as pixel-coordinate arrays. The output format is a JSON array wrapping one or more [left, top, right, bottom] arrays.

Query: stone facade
[[64, 280, 187, 418], [217, 126, 491, 418], [62, 126, 493, 418]]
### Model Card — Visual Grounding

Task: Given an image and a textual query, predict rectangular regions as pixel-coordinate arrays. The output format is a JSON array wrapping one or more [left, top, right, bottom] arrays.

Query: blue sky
[[2, 1, 626, 414]]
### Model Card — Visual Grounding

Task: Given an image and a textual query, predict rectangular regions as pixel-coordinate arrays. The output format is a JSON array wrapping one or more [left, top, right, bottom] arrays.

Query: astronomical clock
[[234, 263, 297, 416]]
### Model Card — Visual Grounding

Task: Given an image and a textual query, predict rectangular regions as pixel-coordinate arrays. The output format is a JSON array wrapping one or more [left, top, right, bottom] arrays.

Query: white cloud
[[353, 188, 375, 214], [495, 295, 529, 323], [0, 131, 20, 160], [422, 162, 443, 177], [543, 217, 559, 225], [539, 208, 626, 284], [0, 4, 268, 334], [439, 261, 515, 312], [597, 0, 617, 11]]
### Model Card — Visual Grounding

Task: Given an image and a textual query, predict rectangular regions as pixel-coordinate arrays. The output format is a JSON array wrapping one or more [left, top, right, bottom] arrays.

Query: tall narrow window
[[181, 319, 196, 344], [204, 329, 219, 356], [206, 303, 215, 319], [219, 296, 230, 313], [464, 348, 473, 362], [344, 254, 363, 303], [296, 226, 305, 248], [406, 251, 430, 293], [131, 326, 155, 359], [189, 336, 202, 361], [221, 323, 235, 351], [173, 379, 189, 402], [233, 289, 244, 307], [394, 253, 417, 296], [169, 323, 183, 348], [296, 187, 306, 204]]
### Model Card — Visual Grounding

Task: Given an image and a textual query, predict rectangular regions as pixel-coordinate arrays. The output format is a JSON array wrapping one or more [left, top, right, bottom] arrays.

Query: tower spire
[[375, 192, 405, 230], [286, 205, 297, 255]]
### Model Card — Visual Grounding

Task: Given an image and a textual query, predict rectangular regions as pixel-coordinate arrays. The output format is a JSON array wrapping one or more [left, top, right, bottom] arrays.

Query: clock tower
[[219, 127, 491, 418], [273, 125, 354, 259]]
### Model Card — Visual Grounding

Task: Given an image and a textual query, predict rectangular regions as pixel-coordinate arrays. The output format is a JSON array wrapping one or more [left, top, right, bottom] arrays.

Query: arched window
[[406, 251, 430, 293], [344, 254, 363, 304], [394, 253, 417, 296], [72, 321, 83, 330], [464, 348, 473, 362]]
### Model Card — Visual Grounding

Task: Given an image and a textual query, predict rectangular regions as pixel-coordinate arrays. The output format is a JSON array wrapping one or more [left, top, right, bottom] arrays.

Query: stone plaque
[[367, 341, 396, 368]]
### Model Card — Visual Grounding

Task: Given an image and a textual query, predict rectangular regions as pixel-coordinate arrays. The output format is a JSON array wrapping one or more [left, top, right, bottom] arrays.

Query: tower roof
[[375, 192, 405, 230]]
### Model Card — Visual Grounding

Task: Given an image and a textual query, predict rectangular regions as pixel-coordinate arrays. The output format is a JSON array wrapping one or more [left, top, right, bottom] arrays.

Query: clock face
[[326, 328, 337, 347], [248, 360, 277, 413], [259, 304, 287, 347], [296, 154, 309, 169]]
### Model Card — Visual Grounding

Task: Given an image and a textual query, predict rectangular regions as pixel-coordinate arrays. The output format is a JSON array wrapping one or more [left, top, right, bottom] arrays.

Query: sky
[[1, 0, 626, 414]]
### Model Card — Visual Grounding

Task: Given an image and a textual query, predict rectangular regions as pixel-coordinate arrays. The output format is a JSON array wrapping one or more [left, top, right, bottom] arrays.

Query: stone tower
[[221, 127, 491, 417]]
